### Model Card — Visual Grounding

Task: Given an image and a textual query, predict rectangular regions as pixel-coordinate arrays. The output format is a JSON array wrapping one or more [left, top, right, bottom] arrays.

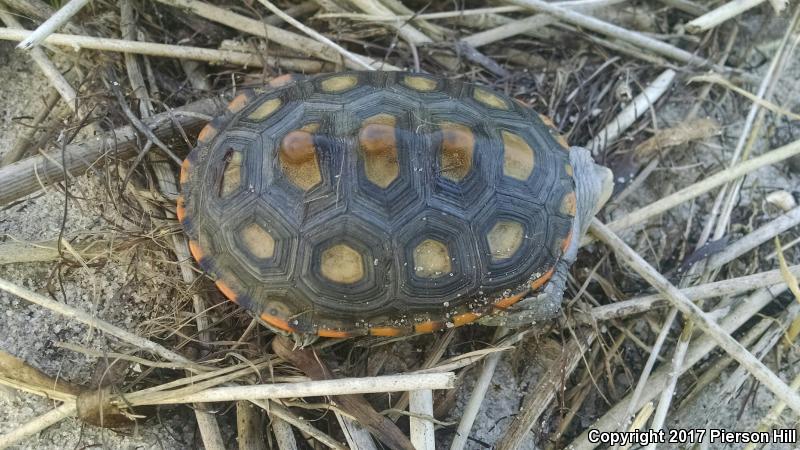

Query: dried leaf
[[634, 118, 720, 159]]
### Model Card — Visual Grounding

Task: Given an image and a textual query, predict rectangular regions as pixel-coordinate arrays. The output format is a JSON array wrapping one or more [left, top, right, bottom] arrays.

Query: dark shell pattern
[[178, 71, 576, 337]]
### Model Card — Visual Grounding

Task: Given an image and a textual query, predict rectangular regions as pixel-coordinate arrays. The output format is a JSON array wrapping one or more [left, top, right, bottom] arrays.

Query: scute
[[180, 71, 576, 336]]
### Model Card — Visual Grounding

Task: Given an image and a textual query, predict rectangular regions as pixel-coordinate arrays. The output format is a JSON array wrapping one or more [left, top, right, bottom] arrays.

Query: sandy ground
[[0, 41, 204, 449]]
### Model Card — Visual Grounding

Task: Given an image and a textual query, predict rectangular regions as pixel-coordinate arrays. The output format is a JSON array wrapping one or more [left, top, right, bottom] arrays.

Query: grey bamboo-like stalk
[[0, 277, 199, 369], [0, 97, 224, 206], [568, 283, 790, 449], [0, 402, 78, 449], [590, 219, 800, 412], [16, 0, 89, 49], [0, 28, 324, 72], [685, 0, 766, 33], [585, 264, 800, 321], [126, 373, 455, 406], [0, 12, 77, 109], [597, 137, 800, 236]]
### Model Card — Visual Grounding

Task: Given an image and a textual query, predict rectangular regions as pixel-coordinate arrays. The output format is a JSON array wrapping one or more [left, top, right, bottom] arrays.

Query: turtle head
[[569, 146, 613, 239]]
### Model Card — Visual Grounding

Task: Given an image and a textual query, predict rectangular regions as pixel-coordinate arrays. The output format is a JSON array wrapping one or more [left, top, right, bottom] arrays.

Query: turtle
[[177, 71, 613, 340]]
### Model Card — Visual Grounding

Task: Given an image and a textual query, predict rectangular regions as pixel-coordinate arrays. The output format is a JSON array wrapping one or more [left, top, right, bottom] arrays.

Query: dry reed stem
[[409, 390, 435, 450], [256, 400, 346, 450], [0, 350, 82, 403], [155, 0, 336, 59], [0, 277, 202, 370], [707, 206, 800, 269], [0, 11, 77, 110], [256, 0, 373, 70], [123, 373, 455, 406], [743, 371, 800, 450], [0, 28, 322, 71], [461, 0, 624, 48], [594, 137, 800, 238], [0, 401, 77, 449], [590, 219, 800, 411], [507, 0, 721, 69], [16, 0, 89, 49], [388, 329, 455, 421], [585, 264, 800, 322], [658, 0, 708, 15], [0, 97, 223, 206], [269, 414, 299, 450], [316, 5, 527, 21], [616, 308, 678, 435], [644, 321, 693, 449], [336, 413, 378, 450], [495, 332, 594, 450], [709, 6, 800, 243], [153, 0, 396, 70], [236, 400, 266, 450], [585, 69, 676, 153], [0, 238, 117, 265], [569, 282, 792, 449], [347, 0, 432, 45], [120, 3, 225, 446], [449, 327, 511, 450], [718, 299, 797, 397], [686, 0, 769, 33]]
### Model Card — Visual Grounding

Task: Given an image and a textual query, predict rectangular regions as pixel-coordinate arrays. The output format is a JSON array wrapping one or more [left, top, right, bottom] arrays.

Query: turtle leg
[[479, 146, 613, 327]]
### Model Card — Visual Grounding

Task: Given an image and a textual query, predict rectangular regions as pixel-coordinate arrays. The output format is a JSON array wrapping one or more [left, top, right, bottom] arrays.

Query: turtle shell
[[178, 71, 576, 337]]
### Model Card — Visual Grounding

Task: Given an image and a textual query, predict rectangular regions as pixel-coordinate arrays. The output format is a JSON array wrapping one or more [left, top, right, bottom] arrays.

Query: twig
[[0, 28, 323, 71], [709, 5, 800, 243], [585, 69, 676, 154], [237, 401, 266, 450], [272, 336, 416, 450], [460, 0, 625, 48], [593, 137, 800, 238], [616, 308, 678, 436], [584, 264, 800, 322], [506, 0, 722, 69], [495, 331, 595, 450], [589, 219, 800, 413], [336, 413, 378, 450], [658, 0, 708, 16], [568, 282, 791, 449], [449, 327, 511, 450], [644, 321, 693, 449], [707, 206, 800, 270], [0, 97, 224, 206], [257, 400, 347, 450], [686, 0, 769, 33], [125, 373, 455, 406], [743, 371, 800, 450], [255, 0, 373, 70], [0, 401, 77, 449], [0, 350, 82, 402], [409, 390, 435, 450], [153, 0, 396, 70], [0, 89, 61, 166], [0, 12, 77, 110], [16, 0, 89, 49], [268, 414, 299, 450], [0, 277, 201, 370], [348, 0, 432, 46], [389, 329, 455, 421], [120, 4, 225, 446]]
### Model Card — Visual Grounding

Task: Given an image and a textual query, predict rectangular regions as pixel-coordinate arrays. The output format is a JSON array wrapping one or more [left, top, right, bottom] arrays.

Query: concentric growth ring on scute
[[179, 71, 578, 337]]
